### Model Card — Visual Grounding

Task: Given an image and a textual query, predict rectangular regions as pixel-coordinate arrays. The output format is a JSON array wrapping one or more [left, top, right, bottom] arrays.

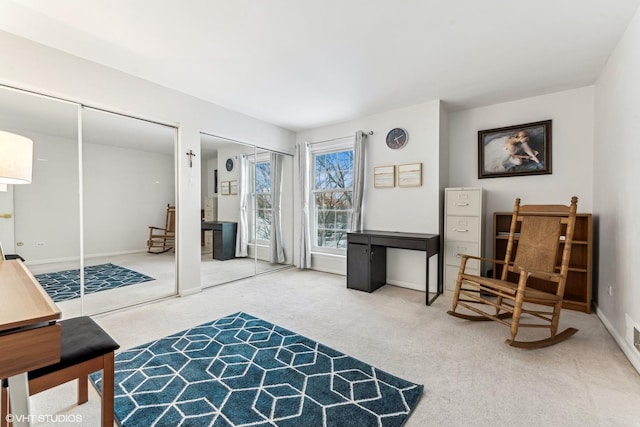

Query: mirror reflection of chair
[[147, 204, 175, 254], [447, 196, 579, 349]]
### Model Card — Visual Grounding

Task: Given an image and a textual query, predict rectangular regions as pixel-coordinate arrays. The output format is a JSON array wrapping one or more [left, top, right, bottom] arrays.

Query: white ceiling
[[1, 0, 639, 132]]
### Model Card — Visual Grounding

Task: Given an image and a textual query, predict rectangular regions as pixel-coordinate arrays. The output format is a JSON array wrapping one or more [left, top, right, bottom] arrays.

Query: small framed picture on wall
[[397, 163, 422, 187], [220, 181, 230, 195], [374, 165, 395, 188]]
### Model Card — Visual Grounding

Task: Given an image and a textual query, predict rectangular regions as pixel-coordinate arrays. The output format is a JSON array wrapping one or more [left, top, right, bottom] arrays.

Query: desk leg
[[7, 374, 30, 427], [425, 252, 440, 306]]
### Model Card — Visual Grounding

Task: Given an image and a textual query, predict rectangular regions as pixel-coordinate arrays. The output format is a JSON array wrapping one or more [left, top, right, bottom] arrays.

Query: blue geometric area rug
[[91, 311, 424, 427], [35, 263, 155, 303]]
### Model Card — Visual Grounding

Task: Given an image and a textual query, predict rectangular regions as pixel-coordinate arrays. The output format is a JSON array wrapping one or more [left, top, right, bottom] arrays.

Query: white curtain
[[270, 152, 285, 263], [235, 155, 249, 257], [295, 142, 312, 268], [350, 131, 365, 231]]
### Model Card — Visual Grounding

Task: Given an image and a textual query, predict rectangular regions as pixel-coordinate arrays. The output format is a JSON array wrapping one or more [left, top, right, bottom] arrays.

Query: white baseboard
[[386, 279, 423, 292], [179, 286, 202, 297], [596, 306, 640, 375], [24, 249, 146, 266]]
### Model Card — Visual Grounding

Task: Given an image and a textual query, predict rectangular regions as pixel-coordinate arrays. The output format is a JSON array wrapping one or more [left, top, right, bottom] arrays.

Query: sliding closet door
[[81, 107, 177, 314], [0, 85, 83, 317], [200, 134, 256, 287], [254, 148, 294, 274]]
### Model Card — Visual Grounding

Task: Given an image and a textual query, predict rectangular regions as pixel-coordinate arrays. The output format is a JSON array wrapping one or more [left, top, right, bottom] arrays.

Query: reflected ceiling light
[[0, 130, 33, 184]]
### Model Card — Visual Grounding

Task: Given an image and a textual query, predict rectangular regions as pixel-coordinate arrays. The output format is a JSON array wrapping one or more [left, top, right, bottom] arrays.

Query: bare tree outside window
[[254, 161, 271, 241], [312, 150, 353, 249]]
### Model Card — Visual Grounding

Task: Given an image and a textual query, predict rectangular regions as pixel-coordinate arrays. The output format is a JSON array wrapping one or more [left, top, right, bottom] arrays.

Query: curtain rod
[[308, 130, 373, 145]]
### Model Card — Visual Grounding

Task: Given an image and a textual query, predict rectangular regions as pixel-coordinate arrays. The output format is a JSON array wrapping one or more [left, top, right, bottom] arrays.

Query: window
[[254, 160, 272, 242], [311, 144, 353, 251]]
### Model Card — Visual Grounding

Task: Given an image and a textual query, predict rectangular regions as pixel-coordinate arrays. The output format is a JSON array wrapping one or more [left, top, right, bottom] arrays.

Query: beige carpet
[[20, 268, 640, 426]]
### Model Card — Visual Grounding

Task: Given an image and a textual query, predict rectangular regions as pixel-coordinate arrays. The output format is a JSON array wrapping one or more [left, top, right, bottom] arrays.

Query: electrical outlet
[[36, 241, 45, 247]]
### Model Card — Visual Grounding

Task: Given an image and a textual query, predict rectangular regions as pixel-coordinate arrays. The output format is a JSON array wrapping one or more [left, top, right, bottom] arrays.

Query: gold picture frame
[[397, 162, 422, 187], [230, 180, 238, 195], [374, 165, 395, 188]]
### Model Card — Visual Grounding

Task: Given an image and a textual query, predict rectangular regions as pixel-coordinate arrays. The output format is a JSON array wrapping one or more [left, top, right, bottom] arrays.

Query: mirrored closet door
[[1, 84, 178, 317], [252, 148, 294, 275], [81, 107, 177, 314], [199, 134, 293, 288], [200, 134, 257, 286], [0, 85, 83, 316]]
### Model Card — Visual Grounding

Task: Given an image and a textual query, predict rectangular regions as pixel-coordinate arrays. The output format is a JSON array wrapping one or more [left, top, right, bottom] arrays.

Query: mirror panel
[[200, 133, 294, 288], [81, 107, 177, 314], [0, 86, 83, 317], [200, 133, 257, 287], [253, 148, 294, 275]]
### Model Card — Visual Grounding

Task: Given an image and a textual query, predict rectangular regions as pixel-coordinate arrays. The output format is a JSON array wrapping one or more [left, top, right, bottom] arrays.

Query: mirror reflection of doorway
[[200, 133, 293, 288]]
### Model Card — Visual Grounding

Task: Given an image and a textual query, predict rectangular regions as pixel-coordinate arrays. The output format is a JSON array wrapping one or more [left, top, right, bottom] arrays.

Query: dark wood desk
[[0, 260, 61, 427], [201, 221, 237, 260], [347, 230, 441, 305]]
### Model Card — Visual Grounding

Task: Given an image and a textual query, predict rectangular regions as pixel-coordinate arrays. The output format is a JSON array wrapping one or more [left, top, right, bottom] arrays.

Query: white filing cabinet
[[444, 187, 484, 295], [203, 196, 218, 252]]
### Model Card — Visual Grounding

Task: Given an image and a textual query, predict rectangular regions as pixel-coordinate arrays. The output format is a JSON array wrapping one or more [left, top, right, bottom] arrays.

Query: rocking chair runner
[[447, 196, 579, 349], [147, 204, 175, 253]]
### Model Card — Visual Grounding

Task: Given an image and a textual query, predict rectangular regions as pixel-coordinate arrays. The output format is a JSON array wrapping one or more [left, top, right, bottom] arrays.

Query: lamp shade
[[0, 130, 33, 184]]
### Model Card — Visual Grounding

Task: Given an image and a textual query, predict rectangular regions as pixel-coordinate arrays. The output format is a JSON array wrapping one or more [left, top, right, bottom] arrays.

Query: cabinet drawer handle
[[454, 229, 469, 232], [456, 202, 469, 206]]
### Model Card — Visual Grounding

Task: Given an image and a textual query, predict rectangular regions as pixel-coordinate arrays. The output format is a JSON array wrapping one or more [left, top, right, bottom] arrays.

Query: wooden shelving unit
[[493, 212, 593, 313]]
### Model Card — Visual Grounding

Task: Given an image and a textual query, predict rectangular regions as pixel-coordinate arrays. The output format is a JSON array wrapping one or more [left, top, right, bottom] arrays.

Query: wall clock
[[386, 128, 408, 150], [225, 158, 234, 172]]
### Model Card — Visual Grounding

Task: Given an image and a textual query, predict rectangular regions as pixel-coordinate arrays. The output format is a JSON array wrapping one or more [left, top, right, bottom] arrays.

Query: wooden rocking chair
[[447, 196, 579, 349], [147, 204, 175, 253]]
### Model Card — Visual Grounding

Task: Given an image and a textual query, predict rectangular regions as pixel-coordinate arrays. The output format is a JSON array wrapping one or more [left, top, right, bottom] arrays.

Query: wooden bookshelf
[[493, 212, 593, 313]]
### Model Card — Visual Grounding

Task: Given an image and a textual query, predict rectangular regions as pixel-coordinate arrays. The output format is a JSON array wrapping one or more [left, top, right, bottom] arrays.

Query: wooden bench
[[1, 316, 119, 427]]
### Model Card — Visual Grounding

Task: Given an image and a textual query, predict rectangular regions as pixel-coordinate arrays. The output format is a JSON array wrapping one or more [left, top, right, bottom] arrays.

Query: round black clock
[[225, 158, 234, 171], [386, 128, 408, 149]]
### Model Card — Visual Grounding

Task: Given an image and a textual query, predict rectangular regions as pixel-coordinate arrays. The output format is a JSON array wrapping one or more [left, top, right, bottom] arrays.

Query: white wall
[[593, 7, 640, 373], [201, 156, 218, 203], [217, 146, 252, 222], [449, 87, 595, 266], [295, 100, 444, 291], [0, 31, 295, 295], [14, 135, 175, 263], [13, 132, 80, 262], [83, 143, 175, 256]]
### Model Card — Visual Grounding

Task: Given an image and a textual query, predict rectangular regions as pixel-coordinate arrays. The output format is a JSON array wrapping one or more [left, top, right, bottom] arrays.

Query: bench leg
[[1, 385, 9, 427], [78, 375, 88, 405]]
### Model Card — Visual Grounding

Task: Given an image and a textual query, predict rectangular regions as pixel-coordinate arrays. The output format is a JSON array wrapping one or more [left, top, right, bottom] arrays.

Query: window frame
[[309, 137, 355, 255], [249, 153, 273, 246]]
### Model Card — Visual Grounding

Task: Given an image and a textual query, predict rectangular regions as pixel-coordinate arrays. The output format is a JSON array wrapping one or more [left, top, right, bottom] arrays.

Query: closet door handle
[[454, 229, 469, 232], [456, 202, 469, 206]]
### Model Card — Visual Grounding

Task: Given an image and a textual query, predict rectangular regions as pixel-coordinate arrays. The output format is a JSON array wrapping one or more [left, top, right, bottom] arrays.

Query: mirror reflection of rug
[[35, 263, 155, 302], [91, 312, 424, 427]]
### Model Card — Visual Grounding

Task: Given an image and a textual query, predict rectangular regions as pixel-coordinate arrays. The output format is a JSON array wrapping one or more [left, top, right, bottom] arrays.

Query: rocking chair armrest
[[517, 266, 562, 281], [148, 226, 166, 231], [458, 254, 507, 265]]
